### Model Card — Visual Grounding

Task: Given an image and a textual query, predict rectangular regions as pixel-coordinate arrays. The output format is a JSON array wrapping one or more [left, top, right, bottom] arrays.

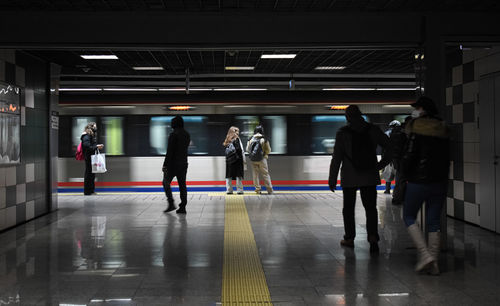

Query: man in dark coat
[[163, 116, 191, 214], [328, 105, 391, 253]]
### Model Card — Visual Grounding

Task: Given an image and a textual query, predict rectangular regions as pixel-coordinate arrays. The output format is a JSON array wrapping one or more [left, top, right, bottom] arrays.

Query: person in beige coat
[[246, 126, 273, 194]]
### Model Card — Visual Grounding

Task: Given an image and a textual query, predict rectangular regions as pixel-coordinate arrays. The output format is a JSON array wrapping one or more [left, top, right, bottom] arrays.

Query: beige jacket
[[246, 133, 271, 159]]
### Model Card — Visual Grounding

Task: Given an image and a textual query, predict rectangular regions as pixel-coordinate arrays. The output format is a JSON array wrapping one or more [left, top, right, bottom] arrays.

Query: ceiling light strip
[[81, 55, 119, 60]]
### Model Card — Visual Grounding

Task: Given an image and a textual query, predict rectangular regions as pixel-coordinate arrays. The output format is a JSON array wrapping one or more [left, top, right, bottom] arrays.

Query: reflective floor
[[1, 192, 500, 305]]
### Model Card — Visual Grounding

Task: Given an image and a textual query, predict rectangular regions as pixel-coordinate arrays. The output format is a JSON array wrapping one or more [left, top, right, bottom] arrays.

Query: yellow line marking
[[222, 196, 272, 305]]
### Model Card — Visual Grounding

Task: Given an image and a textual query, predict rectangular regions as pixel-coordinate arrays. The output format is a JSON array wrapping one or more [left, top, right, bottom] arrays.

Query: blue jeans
[[403, 181, 446, 232]]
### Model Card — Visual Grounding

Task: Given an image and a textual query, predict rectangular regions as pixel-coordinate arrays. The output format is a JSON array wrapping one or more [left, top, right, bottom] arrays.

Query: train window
[[71, 116, 97, 149], [311, 115, 347, 154], [101, 117, 124, 156], [149, 116, 208, 155], [262, 116, 287, 154], [234, 116, 259, 148]]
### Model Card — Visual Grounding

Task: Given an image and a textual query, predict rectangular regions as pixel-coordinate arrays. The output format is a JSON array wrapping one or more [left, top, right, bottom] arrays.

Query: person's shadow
[[162, 214, 188, 295]]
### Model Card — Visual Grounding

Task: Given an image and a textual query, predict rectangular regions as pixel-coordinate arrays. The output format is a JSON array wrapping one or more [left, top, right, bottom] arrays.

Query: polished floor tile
[[0, 192, 499, 305]]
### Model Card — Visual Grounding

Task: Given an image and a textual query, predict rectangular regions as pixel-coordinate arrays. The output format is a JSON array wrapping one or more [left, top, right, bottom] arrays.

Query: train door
[[479, 72, 500, 233]]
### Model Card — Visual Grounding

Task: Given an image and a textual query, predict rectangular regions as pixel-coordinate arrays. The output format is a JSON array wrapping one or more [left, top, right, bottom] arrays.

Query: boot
[[427, 232, 441, 276], [384, 182, 391, 194], [407, 224, 434, 272], [176, 203, 187, 214], [163, 201, 176, 213]]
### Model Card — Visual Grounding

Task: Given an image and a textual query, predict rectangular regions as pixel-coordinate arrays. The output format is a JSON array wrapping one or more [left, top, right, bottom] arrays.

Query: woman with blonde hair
[[81, 122, 103, 195], [223, 126, 245, 194]]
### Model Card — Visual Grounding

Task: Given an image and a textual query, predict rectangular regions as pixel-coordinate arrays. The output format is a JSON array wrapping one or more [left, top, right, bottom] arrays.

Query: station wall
[[0, 50, 54, 231], [445, 46, 500, 225]]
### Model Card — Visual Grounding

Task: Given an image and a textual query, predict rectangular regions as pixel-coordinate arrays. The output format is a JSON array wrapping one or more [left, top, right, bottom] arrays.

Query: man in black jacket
[[401, 97, 450, 275], [328, 105, 391, 253], [163, 116, 191, 214]]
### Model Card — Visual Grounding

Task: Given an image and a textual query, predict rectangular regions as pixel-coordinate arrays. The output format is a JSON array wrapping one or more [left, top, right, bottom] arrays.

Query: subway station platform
[[1, 192, 499, 305]]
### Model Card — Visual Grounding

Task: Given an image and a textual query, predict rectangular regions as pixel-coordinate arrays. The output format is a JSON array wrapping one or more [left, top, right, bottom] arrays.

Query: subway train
[[57, 103, 411, 192]]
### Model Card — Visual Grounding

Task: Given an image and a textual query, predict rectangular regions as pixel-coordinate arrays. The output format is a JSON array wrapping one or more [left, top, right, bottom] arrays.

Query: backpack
[[249, 138, 264, 162], [75, 142, 85, 161], [347, 125, 377, 171], [225, 141, 239, 164]]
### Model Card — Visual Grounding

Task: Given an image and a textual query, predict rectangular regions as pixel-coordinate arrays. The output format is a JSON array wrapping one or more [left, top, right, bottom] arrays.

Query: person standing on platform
[[328, 105, 391, 254], [388, 116, 412, 205], [247, 125, 273, 194], [383, 120, 401, 194], [163, 115, 191, 214], [81, 122, 103, 195], [223, 126, 245, 194], [401, 97, 450, 275]]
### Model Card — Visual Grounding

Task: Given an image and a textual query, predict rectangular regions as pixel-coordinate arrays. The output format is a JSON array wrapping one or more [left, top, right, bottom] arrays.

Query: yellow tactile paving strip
[[222, 196, 273, 305]]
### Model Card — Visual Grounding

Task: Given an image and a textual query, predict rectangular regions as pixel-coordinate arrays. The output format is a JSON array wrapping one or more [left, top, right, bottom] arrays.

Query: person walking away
[[163, 116, 191, 214], [328, 105, 391, 253], [81, 122, 103, 195], [401, 97, 449, 275], [383, 120, 400, 194], [388, 116, 412, 205], [246, 126, 273, 194], [224, 126, 245, 194]]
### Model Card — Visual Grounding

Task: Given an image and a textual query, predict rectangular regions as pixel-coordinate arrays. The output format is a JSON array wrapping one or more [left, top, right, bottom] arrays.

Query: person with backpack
[[80, 122, 103, 195], [328, 105, 391, 253], [223, 126, 245, 194], [401, 97, 450, 275], [162, 116, 191, 214], [246, 126, 273, 194]]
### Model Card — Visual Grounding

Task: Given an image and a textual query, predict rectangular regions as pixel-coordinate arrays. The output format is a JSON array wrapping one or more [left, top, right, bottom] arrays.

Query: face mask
[[411, 110, 422, 118]]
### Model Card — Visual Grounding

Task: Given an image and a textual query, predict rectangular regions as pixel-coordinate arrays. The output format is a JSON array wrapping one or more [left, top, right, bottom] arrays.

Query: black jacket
[[163, 128, 191, 174], [400, 116, 450, 183], [388, 125, 408, 170], [225, 138, 244, 179], [329, 119, 391, 188], [81, 133, 97, 160]]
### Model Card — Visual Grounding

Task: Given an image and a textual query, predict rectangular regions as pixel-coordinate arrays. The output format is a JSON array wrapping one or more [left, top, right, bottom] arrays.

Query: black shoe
[[163, 203, 176, 213], [370, 242, 379, 254], [392, 200, 402, 206], [340, 239, 355, 248], [176, 207, 186, 214]]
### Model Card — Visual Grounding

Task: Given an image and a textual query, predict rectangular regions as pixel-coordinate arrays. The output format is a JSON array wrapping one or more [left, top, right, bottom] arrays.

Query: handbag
[[91, 149, 107, 173], [381, 163, 394, 181]]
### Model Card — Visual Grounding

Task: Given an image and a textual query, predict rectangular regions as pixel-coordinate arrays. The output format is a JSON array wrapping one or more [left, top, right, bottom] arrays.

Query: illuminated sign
[[0, 102, 20, 114], [329, 105, 349, 110], [168, 106, 195, 111]]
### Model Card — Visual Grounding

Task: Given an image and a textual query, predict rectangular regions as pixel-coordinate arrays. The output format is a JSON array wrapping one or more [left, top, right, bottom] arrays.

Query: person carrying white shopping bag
[[91, 149, 107, 174]]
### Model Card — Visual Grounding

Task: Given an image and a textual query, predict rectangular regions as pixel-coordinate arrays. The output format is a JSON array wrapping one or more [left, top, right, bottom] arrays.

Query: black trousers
[[342, 186, 379, 242], [84, 158, 95, 195], [163, 169, 188, 207]]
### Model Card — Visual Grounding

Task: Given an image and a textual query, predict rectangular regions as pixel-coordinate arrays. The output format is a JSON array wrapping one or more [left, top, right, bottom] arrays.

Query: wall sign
[[0, 82, 21, 164]]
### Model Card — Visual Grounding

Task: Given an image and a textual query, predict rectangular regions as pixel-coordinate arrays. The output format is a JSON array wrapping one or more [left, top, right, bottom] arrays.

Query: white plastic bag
[[381, 163, 394, 181], [91, 150, 107, 173]]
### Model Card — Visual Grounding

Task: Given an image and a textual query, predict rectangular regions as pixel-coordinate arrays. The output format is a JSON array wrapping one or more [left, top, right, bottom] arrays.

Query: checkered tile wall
[[445, 46, 500, 225], [0, 50, 50, 231]]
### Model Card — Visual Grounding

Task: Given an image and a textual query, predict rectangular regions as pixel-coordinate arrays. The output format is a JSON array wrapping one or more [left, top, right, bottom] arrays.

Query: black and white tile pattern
[[445, 47, 500, 225], [0, 50, 50, 231]]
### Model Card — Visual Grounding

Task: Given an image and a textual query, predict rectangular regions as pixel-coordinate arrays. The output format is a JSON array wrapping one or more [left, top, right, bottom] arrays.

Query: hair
[[223, 126, 240, 147], [254, 125, 264, 135], [84, 122, 96, 136]]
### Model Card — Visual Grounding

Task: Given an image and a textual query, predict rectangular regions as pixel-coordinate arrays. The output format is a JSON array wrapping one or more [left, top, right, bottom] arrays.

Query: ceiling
[[30, 49, 416, 76], [2, 0, 500, 12], [26, 48, 418, 92]]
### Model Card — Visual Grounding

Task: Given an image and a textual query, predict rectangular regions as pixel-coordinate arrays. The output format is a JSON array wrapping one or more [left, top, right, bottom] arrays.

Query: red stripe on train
[[58, 179, 394, 187]]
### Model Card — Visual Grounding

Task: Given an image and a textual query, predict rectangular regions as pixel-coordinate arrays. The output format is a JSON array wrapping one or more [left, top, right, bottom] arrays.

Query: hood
[[408, 117, 448, 138], [171, 115, 184, 129], [347, 117, 369, 133]]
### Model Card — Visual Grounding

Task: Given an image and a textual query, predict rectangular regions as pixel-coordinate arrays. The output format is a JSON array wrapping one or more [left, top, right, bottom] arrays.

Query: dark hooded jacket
[[163, 116, 191, 174], [329, 118, 391, 188], [81, 132, 97, 160], [400, 115, 450, 183]]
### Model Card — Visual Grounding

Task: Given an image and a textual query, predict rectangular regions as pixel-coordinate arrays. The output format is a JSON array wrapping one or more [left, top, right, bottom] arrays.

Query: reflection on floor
[[0, 192, 499, 305]]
